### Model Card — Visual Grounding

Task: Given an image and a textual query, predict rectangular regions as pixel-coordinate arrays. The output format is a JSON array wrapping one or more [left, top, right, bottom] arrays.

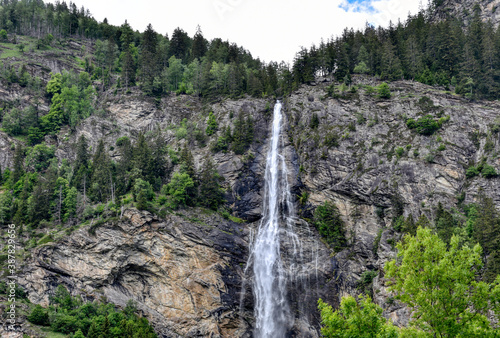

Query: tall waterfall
[[251, 101, 293, 337]]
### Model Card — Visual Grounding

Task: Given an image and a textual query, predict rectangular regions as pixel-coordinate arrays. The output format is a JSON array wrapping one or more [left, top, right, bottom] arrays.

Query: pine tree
[[170, 27, 191, 63], [191, 25, 207, 60], [140, 24, 159, 94], [435, 202, 455, 244], [120, 21, 136, 89], [133, 133, 153, 182], [72, 135, 89, 191], [198, 156, 224, 210], [179, 143, 196, 180], [87, 320, 100, 338], [116, 136, 134, 195], [12, 145, 24, 184], [90, 139, 112, 202]]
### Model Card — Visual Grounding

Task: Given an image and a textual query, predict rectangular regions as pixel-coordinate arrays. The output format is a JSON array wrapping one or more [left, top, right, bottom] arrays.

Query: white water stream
[[251, 101, 292, 337]]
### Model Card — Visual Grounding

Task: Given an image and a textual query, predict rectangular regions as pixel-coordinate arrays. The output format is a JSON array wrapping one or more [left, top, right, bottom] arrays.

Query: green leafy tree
[[385, 227, 500, 336], [73, 329, 85, 338], [318, 295, 398, 338], [163, 172, 194, 208], [0, 29, 7, 41]]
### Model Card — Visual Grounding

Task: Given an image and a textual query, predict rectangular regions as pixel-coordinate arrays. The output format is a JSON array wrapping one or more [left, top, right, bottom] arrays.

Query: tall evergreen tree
[[198, 156, 224, 210], [140, 23, 159, 93], [120, 21, 136, 89], [191, 25, 207, 60], [12, 144, 24, 184], [90, 139, 113, 202]]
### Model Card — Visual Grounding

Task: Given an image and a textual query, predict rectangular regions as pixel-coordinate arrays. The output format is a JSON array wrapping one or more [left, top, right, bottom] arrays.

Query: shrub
[[395, 147, 404, 158], [28, 305, 50, 326], [466, 166, 480, 178], [314, 201, 347, 251], [481, 164, 497, 178], [205, 111, 218, 136], [377, 82, 391, 99], [310, 113, 319, 129], [406, 115, 441, 135]]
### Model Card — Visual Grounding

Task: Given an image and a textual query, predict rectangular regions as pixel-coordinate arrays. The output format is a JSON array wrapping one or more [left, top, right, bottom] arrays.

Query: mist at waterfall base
[[247, 101, 322, 338]]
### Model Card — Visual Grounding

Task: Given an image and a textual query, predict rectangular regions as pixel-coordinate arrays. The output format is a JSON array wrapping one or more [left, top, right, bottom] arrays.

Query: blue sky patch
[[339, 0, 378, 13]]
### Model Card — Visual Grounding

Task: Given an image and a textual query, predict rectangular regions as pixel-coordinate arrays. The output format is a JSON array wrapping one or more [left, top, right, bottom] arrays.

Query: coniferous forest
[[1, 0, 500, 337]]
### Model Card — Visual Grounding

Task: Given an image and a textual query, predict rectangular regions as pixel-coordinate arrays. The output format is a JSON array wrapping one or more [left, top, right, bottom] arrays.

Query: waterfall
[[251, 101, 292, 337]]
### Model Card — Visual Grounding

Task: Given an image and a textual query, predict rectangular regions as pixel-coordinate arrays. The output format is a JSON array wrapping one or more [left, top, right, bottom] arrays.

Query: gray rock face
[[17, 94, 336, 336], [432, 0, 500, 27], [285, 76, 500, 322], [9, 74, 500, 335]]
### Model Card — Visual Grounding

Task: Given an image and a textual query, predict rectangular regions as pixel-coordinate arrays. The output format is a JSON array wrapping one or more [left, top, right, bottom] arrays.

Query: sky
[[47, 0, 423, 64]]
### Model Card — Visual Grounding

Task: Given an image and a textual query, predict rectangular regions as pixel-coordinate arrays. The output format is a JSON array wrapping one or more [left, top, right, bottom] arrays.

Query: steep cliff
[[2, 73, 500, 336], [431, 0, 500, 26], [285, 76, 500, 324]]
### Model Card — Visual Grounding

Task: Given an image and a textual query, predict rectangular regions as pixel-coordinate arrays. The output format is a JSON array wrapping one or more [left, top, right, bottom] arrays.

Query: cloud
[[339, 0, 378, 13]]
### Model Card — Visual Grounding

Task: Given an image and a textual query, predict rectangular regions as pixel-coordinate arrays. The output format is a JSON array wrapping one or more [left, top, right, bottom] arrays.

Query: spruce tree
[[72, 135, 89, 191], [198, 156, 224, 210], [140, 24, 159, 94], [120, 21, 136, 89], [12, 144, 24, 184], [90, 139, 112, 202], [192, 25, 207, 60]]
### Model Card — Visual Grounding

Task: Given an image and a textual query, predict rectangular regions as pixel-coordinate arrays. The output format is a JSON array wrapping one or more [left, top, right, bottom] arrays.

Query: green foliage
[[163, 172, 194, 208], [466, 165, 480, 178], [0, 29, 7, 41], [385, 227, 500, 336], [205, 111, 218, 136], [481, 164, 498, 178], [314, 201, 347, 251], [29, 284, 156, 337], [24, 144, 55, 172], [377, 82, 391, 99], [198, 156, 225, 210], [211, 126, 232, 153], [395, 147, 404, 159], [310, 113, 320, 129], [232, 112, 254, 155], [28, 304, 50, 326], [406, 115, 441, 135], [318, 296, 398, 338]]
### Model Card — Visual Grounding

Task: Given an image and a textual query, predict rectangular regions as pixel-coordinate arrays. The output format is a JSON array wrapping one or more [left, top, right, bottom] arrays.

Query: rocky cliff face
[[11, 92, 336, 337], [431, 0, 500, 27], [5, 74, 500, 336], [285, 76, 500, 324]]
